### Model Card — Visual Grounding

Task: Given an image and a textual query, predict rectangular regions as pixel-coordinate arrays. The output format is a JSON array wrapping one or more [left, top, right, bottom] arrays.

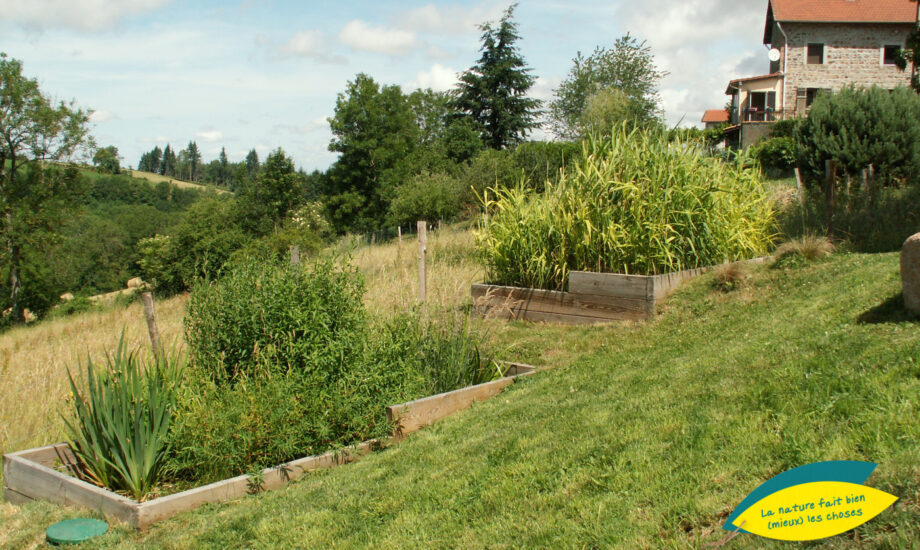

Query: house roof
[[724, 73, 784, 95], [764, 0, 919, 43], [701, 109, 730, 123]]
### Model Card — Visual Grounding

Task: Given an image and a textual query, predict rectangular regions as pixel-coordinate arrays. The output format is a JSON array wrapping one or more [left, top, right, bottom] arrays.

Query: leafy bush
[[750, 137, 796, 174], [477, 125, 775, 290], [795, 86, 920, 186], [184, 258, 366, 383], [170, 259, 500, 484], [388, 171, 467, 227], [64, 335, 182, 500]]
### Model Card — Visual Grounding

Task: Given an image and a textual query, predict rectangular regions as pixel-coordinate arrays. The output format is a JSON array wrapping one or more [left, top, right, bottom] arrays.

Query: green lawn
[[2, 252, 918, 548]]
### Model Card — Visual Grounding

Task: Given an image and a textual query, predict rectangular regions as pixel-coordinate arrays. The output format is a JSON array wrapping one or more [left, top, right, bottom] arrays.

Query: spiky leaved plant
[[63, 333, 181, 500]]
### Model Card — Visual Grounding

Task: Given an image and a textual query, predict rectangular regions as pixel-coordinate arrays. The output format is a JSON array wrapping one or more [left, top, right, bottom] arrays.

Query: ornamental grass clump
[[477, 125, 775, 290], [64, 334, 182, 500]]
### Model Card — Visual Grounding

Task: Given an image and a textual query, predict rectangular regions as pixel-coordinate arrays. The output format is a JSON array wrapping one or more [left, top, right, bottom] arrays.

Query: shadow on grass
[[857, 293, 919, 324]]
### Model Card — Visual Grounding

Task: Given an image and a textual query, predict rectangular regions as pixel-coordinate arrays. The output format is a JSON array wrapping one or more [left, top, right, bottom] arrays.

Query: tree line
[[1, 3, 672, 324]]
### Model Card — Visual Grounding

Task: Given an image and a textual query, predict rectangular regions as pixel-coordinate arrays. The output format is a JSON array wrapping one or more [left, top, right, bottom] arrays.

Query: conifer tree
[[451, 4, 541, 149]]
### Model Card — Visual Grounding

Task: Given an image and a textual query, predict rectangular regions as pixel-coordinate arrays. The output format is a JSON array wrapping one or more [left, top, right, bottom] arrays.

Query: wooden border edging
[[473, 259, 766, 325], [386, 362, 536, 438], [3, 362, 539, 529]]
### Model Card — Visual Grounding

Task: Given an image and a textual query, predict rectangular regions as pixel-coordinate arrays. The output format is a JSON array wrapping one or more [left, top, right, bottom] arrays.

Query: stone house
[[719, 0, 918, 147]]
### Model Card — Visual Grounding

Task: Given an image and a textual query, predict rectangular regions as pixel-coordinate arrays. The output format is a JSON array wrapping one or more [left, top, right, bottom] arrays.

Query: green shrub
[[795, 86, 920, 186], [750, 136, 796, 174], [170, 262, 499, 483], [63, 335, 182, 500], [477, 125, 775, 290], [184, 258, 366, 383], [387, 172, 467, 228]]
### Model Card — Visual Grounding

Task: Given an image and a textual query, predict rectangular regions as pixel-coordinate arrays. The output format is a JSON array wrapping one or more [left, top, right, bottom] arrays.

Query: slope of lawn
[[2, 252, 918, 548]]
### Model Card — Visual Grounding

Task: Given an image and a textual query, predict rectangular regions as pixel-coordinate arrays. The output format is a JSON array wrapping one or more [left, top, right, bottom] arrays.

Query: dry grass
[[346, 226, 483, 317], [773, 234, 836, 265], [123, 170, 230, 194], [0, 295, 188, 462]]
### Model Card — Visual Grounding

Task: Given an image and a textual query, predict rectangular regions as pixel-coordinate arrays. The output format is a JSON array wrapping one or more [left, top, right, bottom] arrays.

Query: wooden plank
[[3, 455, 138, 527], [472, 284, 650, 321], [387, 377, 516, 436], [650, 267, 708, 303], [136, 440, 379, 529], [501, 362, 536, 376], [7, 443, 75, 469], [137, 474, 250, 529], [4, 486, 34, 505], [568, 271, 651, 300]]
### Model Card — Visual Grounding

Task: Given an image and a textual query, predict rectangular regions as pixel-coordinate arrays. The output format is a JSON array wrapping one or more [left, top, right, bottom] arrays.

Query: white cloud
[[89, 109, 116, 122], [0, 0, 172, 31], [338, 20, 418, 56], [407, 64, 458, 92], [196, 130, 223, 142], [396, 3, 509, 35], [280, 31, 323, 56]]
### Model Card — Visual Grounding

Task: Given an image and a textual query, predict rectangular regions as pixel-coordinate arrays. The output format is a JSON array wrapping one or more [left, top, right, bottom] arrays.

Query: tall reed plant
[[63, 334, 182, 500], [477, 126, 775, 290]]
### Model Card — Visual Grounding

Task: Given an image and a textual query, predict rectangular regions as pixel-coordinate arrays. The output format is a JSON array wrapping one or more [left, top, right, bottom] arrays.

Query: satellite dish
[[769, 48, 781, 62]]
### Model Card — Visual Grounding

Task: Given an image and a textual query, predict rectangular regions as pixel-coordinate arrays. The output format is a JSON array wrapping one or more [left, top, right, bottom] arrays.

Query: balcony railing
[[743, 108, 776, 122]]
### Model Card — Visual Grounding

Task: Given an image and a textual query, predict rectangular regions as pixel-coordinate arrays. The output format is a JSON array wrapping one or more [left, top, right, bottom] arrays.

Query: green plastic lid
[[46, 518, 108, 545]]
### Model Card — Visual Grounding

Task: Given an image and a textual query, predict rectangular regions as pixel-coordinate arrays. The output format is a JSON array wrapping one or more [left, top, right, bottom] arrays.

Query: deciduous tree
[[550, 34, 666, 139], [0, 53, 92, 322]]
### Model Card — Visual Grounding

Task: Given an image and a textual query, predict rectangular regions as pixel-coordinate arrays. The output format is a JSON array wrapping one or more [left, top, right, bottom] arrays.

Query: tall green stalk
[[477, 125, 775, 290]]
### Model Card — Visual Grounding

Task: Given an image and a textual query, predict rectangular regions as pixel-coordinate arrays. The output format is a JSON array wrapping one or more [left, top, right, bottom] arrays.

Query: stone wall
[[778, 22, 914, 111]]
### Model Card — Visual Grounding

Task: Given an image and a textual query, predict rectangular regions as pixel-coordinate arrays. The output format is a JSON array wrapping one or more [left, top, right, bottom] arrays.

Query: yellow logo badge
[[724, 461, 897, 542]]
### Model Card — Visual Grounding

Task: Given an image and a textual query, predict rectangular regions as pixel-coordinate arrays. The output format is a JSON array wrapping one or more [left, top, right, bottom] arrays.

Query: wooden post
[[417, 221, 427, 304], [825, 159, 836, 238], [141, 291, 163, 361], [793, 167, 804, 206], [398, 226, 402, 244], [289, 245, 300, 266], [867, 164, 875, 206]]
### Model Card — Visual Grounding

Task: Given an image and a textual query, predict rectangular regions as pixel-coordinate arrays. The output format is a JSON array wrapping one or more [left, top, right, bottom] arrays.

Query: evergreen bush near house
[[794, 85, 920, 186], [477, 125, 775, 290], [749, 136, 796, 175]]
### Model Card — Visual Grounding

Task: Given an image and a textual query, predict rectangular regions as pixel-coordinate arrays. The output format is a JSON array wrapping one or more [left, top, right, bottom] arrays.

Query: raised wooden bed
[[3, 362, 537, 529], [473, 261, 763, 324]]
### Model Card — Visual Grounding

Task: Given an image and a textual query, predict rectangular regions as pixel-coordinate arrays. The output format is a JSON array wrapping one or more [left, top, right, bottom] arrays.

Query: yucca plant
[[63, 333, 181, 500], [477, 125, 776, 290]]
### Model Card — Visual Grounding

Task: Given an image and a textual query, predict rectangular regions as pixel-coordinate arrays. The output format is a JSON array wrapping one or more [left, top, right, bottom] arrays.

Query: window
[[883, 45, 901, 66], [797, 87, 831, 109], [807, 43, 824, 65], [745, 91, 777, 121]]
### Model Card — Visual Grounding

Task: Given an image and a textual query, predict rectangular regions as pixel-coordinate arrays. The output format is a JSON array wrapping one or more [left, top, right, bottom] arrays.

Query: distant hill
[[123, 169, 231, 194]]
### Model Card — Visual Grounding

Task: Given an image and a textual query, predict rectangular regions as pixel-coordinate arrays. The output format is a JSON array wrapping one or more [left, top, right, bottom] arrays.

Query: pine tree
[[186, 141, 201, 181], [451, 4, 541, 149]]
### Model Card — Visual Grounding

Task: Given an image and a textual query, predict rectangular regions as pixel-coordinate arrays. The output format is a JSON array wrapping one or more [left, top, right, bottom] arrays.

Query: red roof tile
[[769, 0, 918, 23], [701, 110, 730, 123]]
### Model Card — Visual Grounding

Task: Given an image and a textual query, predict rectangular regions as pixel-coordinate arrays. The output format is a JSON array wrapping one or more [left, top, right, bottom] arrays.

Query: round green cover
[[46, 518, 108, 545]]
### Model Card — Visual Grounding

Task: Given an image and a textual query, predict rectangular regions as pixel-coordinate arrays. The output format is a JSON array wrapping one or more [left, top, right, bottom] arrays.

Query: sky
[[0, 0, 771, 172]]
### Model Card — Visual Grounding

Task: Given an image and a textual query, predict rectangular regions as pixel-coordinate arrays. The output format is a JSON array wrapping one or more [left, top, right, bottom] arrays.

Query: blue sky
[[0, 0, 768, 171]]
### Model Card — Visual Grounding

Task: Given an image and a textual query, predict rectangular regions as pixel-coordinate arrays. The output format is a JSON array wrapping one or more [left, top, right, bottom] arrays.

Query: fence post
[[417, 220, 427, 305], [794, 167, 804, 206], [141, 291, 163, 361], [825, 159, 836, 238], [290, 245, 300, 266]]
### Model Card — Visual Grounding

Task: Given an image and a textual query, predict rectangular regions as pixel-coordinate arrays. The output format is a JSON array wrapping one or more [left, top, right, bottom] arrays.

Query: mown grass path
[[2, 253, 917, 548]]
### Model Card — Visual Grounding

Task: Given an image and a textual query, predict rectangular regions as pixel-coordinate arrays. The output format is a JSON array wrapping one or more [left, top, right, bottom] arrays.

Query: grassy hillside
[[123, 170, 231, 194], [1, 246, 917, 548]]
